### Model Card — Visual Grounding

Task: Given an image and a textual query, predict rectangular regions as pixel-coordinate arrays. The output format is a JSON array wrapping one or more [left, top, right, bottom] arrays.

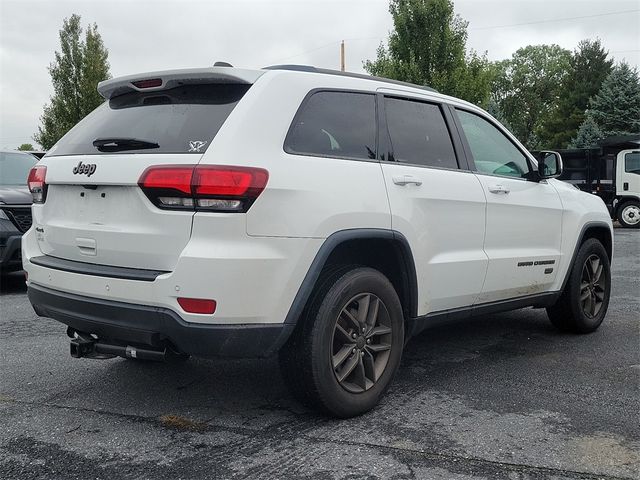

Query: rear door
[[453, 108, 563, 303], [34, 80, 251, 271], [379, 93, 488, 314]]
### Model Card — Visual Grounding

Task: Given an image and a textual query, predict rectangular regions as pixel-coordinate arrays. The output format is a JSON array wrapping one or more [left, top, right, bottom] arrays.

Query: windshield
[[47, 83, 250, 157], [0, 152, 38, 185]]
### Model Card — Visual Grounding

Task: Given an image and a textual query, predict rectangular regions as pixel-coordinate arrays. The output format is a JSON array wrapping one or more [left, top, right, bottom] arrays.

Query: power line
[[470, 9, 640, 30]]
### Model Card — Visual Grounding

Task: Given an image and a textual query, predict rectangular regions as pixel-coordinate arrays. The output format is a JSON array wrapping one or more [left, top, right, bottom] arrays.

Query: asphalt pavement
[[1, 230, 638, 479]]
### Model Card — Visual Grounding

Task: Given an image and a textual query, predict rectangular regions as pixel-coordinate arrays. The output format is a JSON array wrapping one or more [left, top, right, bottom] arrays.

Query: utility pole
[[340, 40, 345, 72]]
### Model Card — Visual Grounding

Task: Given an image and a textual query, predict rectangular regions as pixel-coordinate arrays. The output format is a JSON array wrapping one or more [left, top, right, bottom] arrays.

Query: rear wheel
[[279, 266, 404, 418], [617, 201, 640, 229], [547, 238, 611, 333]]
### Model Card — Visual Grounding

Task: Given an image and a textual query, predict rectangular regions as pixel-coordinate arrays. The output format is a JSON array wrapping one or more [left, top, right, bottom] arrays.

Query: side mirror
[[537, 151, 563, 179]]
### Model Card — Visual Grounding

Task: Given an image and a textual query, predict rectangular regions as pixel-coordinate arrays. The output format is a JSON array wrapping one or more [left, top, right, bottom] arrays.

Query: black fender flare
[[283, 228, 418, 326], [558, 220, 613, 293]]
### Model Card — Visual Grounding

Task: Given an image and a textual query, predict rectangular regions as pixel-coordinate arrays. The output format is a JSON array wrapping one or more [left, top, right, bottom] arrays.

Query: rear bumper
[[28, 283, 293, 358]]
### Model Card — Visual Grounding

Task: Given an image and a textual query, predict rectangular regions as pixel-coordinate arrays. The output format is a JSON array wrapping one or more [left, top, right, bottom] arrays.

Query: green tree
[[569, 114, 603, 148], [587, 62, 640, 137], [491, 45, 571, 148], [34, 14, 110, 150], [538, 39, 613, 149], [364, 0, 494, 106], [17, 143, 34, 151]]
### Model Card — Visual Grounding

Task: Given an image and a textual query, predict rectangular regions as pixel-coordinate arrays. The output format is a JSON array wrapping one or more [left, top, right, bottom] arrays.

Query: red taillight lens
[[138, 165, 268, 212], [27, 165, 47, 203], [177, 297, 216, 314], [132, 78, 162, 89]]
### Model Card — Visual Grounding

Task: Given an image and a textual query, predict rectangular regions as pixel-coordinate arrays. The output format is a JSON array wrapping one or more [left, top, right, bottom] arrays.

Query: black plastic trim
[[28, 283, 292, 358], [558, 221, 613, 293], [406, 291, 561, 338], [29, 255, 169, 282], [283, 228, 419, 325]]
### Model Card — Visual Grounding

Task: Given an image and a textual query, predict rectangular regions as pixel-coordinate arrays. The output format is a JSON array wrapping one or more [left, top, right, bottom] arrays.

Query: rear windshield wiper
[[93, 137, 159, 152]]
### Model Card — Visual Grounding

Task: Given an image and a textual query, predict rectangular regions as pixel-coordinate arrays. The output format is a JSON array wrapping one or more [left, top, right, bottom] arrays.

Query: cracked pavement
[[1, 230, 638, 479]]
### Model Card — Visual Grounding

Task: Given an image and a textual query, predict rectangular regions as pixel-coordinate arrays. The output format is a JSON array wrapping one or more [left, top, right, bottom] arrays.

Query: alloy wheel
[[331, 293, 392, 393], [580, 254, 607, 318]]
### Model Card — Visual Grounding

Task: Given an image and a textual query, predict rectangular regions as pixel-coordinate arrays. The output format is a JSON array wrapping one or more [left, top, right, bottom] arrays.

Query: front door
[[454, 108, 563, 303]]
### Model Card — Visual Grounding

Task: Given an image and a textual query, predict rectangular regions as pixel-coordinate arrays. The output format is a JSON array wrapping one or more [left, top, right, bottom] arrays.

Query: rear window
[[47, 84, 250, 157], [285, 91, 376, 161], [0, 152, 38, 185]]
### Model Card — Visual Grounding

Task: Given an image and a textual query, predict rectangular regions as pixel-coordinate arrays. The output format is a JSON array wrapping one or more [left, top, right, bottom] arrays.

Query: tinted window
[[47, 84, 250, 156], [456, 110, 530, 179], [285, 91, 376, 160], [625, 152, 640, 174], [385, 98, 457, 169], [0, 152, 38, 185]]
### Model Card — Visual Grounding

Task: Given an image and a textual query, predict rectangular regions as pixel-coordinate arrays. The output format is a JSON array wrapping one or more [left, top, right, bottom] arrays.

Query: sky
[[1, 0, 639, 150]]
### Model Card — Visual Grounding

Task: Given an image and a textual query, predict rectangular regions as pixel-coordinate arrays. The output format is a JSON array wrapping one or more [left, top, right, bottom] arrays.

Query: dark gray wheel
[[617, 201, 640, 229], [579, 254, 607, 319], [547, 238, 611, 333], [279, 266, 404, 418], [331, 293, 393, 393]]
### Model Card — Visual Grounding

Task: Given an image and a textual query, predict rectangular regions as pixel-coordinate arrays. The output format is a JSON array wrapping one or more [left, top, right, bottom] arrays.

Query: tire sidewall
[[309, 268, 404, 417]]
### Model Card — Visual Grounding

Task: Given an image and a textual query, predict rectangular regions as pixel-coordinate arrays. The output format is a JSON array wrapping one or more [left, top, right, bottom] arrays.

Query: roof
[[263, 64, 438, 93]]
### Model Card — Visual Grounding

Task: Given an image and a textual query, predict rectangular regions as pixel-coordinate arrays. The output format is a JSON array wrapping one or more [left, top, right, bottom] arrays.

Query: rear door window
[[47, 84, 250, 156], [285, 91, 376, 160], [384, 97, 458, 169]]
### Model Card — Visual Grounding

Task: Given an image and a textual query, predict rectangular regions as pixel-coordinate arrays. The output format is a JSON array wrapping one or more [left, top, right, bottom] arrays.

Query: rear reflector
[[138, 165, 268, 213], [177, 297, 217, 314], [132, 78, 162, 89], [27, 165, 48, 203]]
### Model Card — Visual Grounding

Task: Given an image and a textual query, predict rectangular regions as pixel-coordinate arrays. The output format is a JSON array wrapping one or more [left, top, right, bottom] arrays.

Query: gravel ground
[[0, 230, 638, 479]]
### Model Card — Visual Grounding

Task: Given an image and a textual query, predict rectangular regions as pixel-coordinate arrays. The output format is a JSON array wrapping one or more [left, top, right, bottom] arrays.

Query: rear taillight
[[27, 165, 47, 203], [138, 165, 268, 213]]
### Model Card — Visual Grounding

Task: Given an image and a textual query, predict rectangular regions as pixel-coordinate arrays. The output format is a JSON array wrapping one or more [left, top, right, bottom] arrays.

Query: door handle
[[488, 185, 510, 194], [392, 174, 422, 186]]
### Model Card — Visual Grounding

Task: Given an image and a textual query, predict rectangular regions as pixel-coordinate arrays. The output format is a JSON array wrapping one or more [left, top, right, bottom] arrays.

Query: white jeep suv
[[23, 65, 613, 417]]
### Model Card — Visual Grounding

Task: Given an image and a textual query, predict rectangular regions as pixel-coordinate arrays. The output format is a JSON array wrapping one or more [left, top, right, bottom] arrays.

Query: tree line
[[32, 4, 640, 151], [365, 0, 640, 150]]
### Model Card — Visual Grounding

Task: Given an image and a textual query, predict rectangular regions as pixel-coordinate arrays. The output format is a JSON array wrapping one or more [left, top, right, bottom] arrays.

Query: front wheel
[[617, 201, 640, 229], [279, 266, 404, 418], [547, 238, 611, 333]]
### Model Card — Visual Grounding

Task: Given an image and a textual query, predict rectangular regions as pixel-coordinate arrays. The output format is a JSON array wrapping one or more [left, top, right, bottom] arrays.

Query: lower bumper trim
[[28, 283, 293, 358]]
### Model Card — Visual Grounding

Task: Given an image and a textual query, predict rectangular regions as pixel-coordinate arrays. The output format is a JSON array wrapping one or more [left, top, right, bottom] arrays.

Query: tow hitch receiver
[[68, 328, 168, 361]]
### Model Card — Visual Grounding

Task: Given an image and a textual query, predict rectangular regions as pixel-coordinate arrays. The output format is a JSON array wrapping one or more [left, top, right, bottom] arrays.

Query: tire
[[279, 266, 405, 418], [546, 238, 611, 333], [617, 201, 640, 229]]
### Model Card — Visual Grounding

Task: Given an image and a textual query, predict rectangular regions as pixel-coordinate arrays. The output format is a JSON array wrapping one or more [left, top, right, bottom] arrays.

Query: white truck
[[554, 136, 640, 228]]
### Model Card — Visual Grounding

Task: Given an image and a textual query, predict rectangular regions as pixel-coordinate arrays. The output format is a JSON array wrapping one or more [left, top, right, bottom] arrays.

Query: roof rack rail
[[263, 64, 438, 93]]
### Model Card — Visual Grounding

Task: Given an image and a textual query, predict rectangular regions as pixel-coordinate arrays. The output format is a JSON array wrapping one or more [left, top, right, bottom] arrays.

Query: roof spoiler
[[97, 67, 265, 100]]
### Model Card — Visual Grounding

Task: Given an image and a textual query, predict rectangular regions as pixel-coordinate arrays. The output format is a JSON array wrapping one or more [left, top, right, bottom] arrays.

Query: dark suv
[[0, 150, 37, 273]]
